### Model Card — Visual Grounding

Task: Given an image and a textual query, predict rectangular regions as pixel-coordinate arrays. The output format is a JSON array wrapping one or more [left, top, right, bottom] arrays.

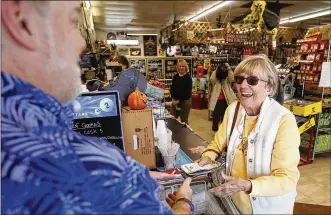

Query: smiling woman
[[199, 54, 300, 214], [233, 54, 283, 116]]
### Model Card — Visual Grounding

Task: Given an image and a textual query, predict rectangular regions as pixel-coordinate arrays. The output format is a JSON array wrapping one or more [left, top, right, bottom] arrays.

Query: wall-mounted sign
[[143, 35, 157, 56], [118, 47, 129, 56], [130, 48, 142, 56], [226, 33, 248, 43], [319, 62, 331, 87]]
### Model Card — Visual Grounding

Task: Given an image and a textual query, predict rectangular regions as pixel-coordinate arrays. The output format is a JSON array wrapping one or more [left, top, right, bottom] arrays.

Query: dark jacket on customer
[[170, 73, 192, 102]]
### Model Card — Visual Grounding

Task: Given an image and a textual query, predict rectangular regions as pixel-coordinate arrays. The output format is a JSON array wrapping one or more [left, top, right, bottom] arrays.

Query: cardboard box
[[121, 107, 156, 169], [283, 99, 322, 117]]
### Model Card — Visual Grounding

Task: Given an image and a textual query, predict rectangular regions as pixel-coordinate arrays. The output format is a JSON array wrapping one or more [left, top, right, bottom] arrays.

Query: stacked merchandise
[[274, 43, 297, 65], [147, 59, 163, 80], [315, 108, 331, 152], [289, 34, 331, 159], [165, 59, 178, 79], [130, 59, 146, 75], [294, 35, 328, 83]]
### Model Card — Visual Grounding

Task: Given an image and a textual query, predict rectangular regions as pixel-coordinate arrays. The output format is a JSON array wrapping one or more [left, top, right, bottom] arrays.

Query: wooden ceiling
[[90, 0, 331, 33]]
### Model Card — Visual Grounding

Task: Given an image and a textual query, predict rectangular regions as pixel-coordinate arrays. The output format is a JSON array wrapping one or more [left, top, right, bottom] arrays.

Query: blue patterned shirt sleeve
[[1, 72, 174, 215]]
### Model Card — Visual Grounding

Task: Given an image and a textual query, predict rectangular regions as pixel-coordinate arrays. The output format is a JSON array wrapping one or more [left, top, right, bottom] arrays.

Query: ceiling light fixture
[[107, 40, 139, 45], [207, 28, 224, 32], [187, 1, 232, 22], [127, 33, 158, 36], [280, 8, 331, 25]]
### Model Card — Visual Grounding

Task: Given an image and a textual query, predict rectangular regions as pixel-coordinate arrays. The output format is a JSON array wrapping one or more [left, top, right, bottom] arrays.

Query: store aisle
[[189, 109, 331, 207], [189, 109, 214, 143]]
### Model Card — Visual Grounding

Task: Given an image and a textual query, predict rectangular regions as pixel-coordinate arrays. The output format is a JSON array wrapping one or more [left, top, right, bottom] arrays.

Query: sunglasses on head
[[234, 75, 268, 86]]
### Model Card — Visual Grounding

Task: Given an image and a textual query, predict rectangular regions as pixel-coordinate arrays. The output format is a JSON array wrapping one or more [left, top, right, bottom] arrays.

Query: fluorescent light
[[280, 8, 331, 24], [290, 9, 331, 22], [279, 18, 290, 25], [187, 1, 232, 21], [207, 28, 224, 32], [127, 33, 158, 36], [107, 40, 139, 45]]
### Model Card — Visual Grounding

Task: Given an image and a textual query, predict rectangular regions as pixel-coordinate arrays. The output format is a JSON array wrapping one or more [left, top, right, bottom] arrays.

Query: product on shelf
[[310, 43, 319, 52], [295, 34, 329, 83], [147, 59, 163, 79], [148, 80, 166, 89], [320, 41, 327, 50], [130, 59, 146, 74], [301, 44, 309, 52]]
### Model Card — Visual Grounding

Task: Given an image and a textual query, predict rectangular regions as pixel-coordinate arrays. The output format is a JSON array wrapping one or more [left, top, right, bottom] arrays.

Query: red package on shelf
[[196, 65, 204, 78]]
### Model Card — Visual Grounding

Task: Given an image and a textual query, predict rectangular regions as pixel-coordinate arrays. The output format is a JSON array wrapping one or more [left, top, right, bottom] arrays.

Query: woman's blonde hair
[[234, 54, 279, 98], [177, 59, 189, 73]]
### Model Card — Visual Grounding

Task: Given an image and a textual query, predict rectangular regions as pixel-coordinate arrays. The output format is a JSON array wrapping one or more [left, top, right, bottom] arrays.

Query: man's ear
[[1, 1, 37, 51]]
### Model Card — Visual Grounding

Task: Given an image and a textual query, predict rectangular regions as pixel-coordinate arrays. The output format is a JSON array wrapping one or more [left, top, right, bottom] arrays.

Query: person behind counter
[[105, 55, 147, 105], [117, 55, 130, 71], [198, 55, 300, 214], [170, 59, 193, 124], [1, 1, 193, 214], [80, 73, 89, 93], [209, 63, 237, 132]]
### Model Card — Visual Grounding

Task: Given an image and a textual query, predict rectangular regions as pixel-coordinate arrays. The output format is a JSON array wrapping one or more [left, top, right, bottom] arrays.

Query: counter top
[[166, 118, 209, 161]]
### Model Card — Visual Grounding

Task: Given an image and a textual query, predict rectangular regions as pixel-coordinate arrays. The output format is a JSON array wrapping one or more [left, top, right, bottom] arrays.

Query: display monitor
[[71, 91, 125, 151]]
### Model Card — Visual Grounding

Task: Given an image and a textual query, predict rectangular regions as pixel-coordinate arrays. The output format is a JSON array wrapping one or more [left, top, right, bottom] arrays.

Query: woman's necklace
[[237, 116, 248, 156]]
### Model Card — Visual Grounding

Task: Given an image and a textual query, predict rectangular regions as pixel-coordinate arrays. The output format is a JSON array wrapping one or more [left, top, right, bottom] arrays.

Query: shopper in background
[[198, 55, 300, 214], [118, 55, 130, 71], [80, 73, 89, 93], [1, 1, 192, 214], [170, 59, 193, 124], [105, 55, 147, 105], [209, 63, 237, 132]]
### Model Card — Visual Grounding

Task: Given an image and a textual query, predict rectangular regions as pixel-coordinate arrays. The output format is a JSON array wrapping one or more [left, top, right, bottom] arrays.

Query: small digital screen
[[71, 91, 124, 151]]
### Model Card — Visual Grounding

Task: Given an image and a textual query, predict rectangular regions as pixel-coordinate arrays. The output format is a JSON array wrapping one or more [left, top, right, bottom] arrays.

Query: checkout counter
[[159, 118, 240, 215], [71, 91, 239, 215]]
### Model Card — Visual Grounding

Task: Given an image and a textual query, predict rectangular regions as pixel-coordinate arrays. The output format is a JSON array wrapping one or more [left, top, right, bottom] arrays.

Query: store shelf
[[296, 71, 320, 75], [304, 90, 331, 96], [323, 104, 331, 108], [314, 150, 331, 155], [318, 127, 331, 131], [297, 60, 314, 63], [297, 38, 318, 43], [297, 52, 325, 55]]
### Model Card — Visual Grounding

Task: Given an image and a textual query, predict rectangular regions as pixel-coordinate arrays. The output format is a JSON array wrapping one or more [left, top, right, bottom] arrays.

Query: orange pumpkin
[[128, 88, 147, 110]]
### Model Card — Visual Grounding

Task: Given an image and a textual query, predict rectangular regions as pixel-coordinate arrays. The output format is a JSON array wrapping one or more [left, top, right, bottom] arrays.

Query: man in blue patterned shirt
[[1, 1, 192, 214]]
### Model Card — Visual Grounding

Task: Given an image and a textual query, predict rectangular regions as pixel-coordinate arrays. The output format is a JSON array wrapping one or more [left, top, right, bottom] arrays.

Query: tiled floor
[[189, 109, 331, 206]]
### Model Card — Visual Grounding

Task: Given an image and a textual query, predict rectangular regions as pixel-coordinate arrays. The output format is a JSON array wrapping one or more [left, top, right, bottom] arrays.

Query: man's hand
[[167, 178, 193, 215], [166, 177, 192, 206], [208, 171, 252, 197], [196, 156, 212, 166], [149, 171, 176, 181]]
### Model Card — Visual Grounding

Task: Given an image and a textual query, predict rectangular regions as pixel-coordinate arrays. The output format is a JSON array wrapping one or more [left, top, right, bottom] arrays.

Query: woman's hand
[[172, 100, 180, 105], [208, 171, 252, 197], [196, 156, 212, 166], [189, 146, 206, 155]]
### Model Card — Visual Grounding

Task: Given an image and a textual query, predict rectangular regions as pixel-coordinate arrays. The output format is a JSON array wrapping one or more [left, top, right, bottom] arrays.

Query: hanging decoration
[[228, 0, 279, 37]]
